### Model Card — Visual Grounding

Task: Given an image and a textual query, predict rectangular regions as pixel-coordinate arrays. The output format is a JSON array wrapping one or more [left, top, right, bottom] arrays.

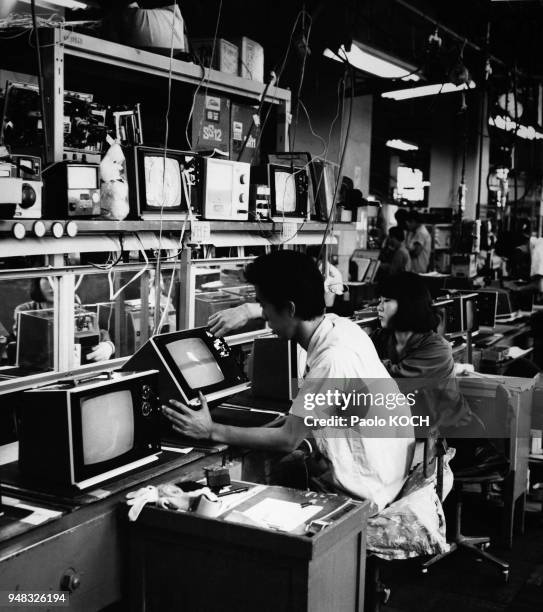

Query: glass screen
[[274, 171, 297, 213], [206, 161, 233, 206], [397, 166, 424, 202], [144, 156, 182, 208], [80, 390, 134, 465], [166, 337, 224, 389], [67, 166, 98, 189]]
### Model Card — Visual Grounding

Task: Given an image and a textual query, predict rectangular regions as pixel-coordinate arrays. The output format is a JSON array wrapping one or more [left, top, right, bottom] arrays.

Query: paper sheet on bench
[[242, 498, 323, 532]]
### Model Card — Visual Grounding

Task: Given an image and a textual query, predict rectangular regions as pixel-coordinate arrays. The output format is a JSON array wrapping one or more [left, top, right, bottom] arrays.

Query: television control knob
[[33, 220, 46, 238], [12, 223, 26, 240], [239, 174, 247, 184], [60, 569, 81, 592], [91, 191, 100, 204], [239, 194, 246, 203]]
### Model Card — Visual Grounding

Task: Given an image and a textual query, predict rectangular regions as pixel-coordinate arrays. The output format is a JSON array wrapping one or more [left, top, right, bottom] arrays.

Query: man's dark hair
[[245, 251, 325, 320], [378, 272, 438, 333], [388, 226, 405, 242], [406, 210, 421, 224], [394, 208, 408, 228]]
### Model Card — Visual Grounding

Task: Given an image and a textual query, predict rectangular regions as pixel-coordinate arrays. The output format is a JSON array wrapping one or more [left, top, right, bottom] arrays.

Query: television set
[[267, 152, 316, 217], [125, 146, 203, 220], [433, 297, 462, 337], [18, 370, 161, 490], [201, 158, 250, 221], [350, 256, 371, 282], [268, 163, 309, 221], [122, 327, 249, 408], [312, 159, 338, 221], [460, 293, 479, 333], [460, 290, 498, 328]]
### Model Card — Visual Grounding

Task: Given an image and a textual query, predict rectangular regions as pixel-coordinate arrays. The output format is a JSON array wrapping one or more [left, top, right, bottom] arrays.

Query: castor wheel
[[421, 567, 428, 575], [502, 569, 510, 584], [481, 542, 490, 550]]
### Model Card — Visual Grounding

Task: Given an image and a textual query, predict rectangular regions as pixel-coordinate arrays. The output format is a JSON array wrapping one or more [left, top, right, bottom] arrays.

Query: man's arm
[[208, 302, 263, 337], [162, 392, 309, 453]]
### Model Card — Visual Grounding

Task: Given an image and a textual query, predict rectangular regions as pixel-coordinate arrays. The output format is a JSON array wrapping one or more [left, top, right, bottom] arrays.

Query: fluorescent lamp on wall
[[19, 0, 88, 9], [382, 80, 476, 101], [386, 139, 419, 151], [324, 41, 420, 81]]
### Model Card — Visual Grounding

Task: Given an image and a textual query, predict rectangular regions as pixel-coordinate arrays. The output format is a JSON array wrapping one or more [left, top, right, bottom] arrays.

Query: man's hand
[[162, 392, 213, 440], [86, 341, 114, 362], [208, 305, 249, 337]]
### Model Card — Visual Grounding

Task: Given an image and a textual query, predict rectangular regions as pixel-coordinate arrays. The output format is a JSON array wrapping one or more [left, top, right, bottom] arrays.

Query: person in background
[[394, 208, 409, 232], [378, 227, 412, 278], [12, 277, 115, 363], [208, 247, 344, 337], [405, 210, 432, 273], [163, 251, 415, 514], [371, 272, 454, 379]]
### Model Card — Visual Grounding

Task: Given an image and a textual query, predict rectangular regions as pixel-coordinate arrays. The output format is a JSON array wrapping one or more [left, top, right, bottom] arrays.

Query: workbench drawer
[[0, 510, 122, 612]]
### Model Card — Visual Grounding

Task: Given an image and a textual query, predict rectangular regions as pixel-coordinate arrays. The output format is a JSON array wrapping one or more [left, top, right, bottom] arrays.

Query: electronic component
[[112, 104, 143, 146], [312, 159, 338, 221], [43, 161, 101, 218], [0, 154, 42, 219], [201, 158, 250, 221], [204, 466, 231, 492], [249, 184, 271, 221]]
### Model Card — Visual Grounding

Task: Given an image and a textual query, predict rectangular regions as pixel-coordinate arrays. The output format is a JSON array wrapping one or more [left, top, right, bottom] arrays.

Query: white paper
[[1, 496, 62, 525], [161, 445, 194, 454], [242, 498, 322, 532]]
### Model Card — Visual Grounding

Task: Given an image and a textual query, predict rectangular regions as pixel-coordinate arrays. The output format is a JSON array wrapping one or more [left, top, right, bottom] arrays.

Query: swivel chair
[[421, 384, 512, 582]]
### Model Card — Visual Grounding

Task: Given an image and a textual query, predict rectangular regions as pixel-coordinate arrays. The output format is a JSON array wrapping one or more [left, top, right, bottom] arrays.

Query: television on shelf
[[121, 327, 249, 408], [268, 163, 309, 222], [18, 370, 161, 490], [125, 145, 203, 220], [460, 289, 498, 328]]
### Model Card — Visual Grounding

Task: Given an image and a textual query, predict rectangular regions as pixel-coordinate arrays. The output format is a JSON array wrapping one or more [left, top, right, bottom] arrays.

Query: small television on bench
[[18, 370, 161, 490]]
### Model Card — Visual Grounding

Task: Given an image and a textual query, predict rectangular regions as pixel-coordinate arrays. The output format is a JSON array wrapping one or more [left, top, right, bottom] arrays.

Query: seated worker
[[405, 210, 432, 273], [12, 277, 115, 363], [163, 251, 415, 513], [378, 227, 412, 278], [208, 247, 344, 337], [371, 272, 454, 378]]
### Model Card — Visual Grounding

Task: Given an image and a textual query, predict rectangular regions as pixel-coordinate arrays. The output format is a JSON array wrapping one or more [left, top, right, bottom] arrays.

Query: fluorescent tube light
[[19, 0, 88, 9], [324, 41, 420, 81], [489, 115, 543, 140], [386, 139, 419, 151], [382, 81, 476, 100]]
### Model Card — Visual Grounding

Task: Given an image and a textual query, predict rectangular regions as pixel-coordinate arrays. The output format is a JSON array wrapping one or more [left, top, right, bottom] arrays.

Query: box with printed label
[[230, 103, 260, 163], [191, 93, 231, 157]]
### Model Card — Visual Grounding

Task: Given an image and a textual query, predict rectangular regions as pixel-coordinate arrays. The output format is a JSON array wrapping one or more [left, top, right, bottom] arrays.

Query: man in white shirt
[[163, 251, 414, 512], [405, 210, 432, 273]]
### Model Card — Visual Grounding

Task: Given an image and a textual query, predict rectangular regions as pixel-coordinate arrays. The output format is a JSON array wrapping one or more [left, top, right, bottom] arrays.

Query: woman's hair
[[29, 277, 46, 303], [378, 272, 438, 333], [245, 251, 325, 320], [388, 226, 405, 242]]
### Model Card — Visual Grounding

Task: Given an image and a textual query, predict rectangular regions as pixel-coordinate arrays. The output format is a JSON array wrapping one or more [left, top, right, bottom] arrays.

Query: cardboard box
[[235, 37, 264, 82], [230, 103, 259, 163], [191, 92, 231, 156], [191, 38, 239, 75]]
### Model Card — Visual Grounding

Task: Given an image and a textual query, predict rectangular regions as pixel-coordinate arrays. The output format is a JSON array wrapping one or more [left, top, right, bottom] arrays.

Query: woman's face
[[39, 277, 54, 304], [377, 296, 398, 328]]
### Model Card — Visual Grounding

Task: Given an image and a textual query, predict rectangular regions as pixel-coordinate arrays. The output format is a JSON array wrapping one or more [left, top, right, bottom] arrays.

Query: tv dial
[[239, 194, 246, 203], [239, 174, 247, 184]]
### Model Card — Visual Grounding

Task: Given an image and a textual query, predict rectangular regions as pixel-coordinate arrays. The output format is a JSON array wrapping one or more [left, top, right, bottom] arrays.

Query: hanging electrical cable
[[29, 0, 49, 159]]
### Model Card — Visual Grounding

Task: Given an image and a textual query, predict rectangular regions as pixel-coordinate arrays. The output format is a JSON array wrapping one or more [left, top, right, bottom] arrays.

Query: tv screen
[[165, 337, 225, 389], [80, 390, 134, 465], [67, 165, 98, 189], [144, 156, 182, 208], [397, 166, 424, 202], [206, 160, 233, 205], [274, 171, 297, 213]]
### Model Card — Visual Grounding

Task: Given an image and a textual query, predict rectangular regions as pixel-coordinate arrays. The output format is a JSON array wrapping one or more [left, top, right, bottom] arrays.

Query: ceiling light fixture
[[489, 115, 543, 140], [382, 80, 476, 101], [324, 41, 420, 81], [19, 0, 88, 10], [386, 139, 419, 151]]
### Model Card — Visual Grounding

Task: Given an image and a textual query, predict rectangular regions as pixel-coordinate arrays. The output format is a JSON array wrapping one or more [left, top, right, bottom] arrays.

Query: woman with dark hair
[[371, 272, 454, 379]]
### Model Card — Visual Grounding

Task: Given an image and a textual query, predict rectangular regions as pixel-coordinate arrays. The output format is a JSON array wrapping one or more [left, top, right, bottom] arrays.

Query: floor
[[380, 495, 543, 612]]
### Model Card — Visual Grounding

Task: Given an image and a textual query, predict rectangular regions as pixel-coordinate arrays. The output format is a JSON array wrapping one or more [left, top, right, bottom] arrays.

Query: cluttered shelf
[[0, 27, 291, 106]]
